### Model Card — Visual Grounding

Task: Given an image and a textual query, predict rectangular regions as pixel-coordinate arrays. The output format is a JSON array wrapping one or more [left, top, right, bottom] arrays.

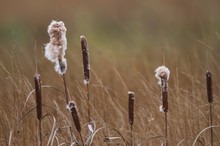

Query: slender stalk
[[87, 83, 91, 122], [80, 36, 91, 122], [79, 132, 84, 146], [128, 91, 135, 146], [62, 74, 69, 104], [130, 124, 133, 146], [34, 73, 42, 146], [206, 71, 213, 146], [165, 112, 168, 146], [210, 103, 213, 146], [39, 120, 42, 146], [62, 74, 76, 143], [68, 101, 84, 146]]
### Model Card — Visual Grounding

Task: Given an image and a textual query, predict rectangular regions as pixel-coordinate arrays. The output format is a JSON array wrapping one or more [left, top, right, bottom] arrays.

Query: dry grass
[[0, 39, 219, 146], [0, 1, 220, 145]]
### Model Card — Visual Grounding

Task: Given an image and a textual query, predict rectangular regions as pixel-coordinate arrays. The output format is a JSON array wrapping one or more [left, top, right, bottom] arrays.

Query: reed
[[80, 35, 91, 122], [80, 36, 90, 85], [206, 70, 213, 146], [155, 66, 170, 146], [34, 73, 42, 146], [67, 101, 84, 145], [128, 91, 135, 146]]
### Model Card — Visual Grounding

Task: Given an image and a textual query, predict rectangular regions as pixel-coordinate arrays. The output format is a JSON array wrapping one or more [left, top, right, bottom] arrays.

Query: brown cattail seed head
[[128, 91, 135, 125], [80, 36, 90, 84], [34, 73, 42, 120], [206, 71, 213, 103], [160, 74, 168, 113], [67, 101, 81, 132]]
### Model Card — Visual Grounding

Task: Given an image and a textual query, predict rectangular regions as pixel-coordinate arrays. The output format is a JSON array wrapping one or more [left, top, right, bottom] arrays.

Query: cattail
[[34, 73, 42, 120], [206, 71, 213, 103], [67, 101, 81, 132], [128, 91, 135, 125], [155, 66, 170, 113], [160, 75, 168, 112], [44, 20, 67, 74], [80, 36, 90, 84]]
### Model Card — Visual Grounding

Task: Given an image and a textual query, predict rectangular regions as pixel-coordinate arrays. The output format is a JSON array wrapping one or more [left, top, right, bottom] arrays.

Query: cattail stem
[[34, 73, 43, 146], [38, 120, 42, 146], [210, 103, 213, 146], [62, 74, 69, 104], [161, 74, 168, 146], [68, 101, 84, 146], [79, 132, 84, 146], [206, 71, 213, 146], [128, 91, 135, 146], [155, 66, 170, 146], [130, 124, 133, 146], [87, 83, 91, 122], [80, 36, 91, 122], [165, 112, 168, 146]]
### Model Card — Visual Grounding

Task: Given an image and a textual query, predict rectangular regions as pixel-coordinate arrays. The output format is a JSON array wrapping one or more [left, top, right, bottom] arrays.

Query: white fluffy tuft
[[155, 66, 170, 85], [44, 20, 68, 74]]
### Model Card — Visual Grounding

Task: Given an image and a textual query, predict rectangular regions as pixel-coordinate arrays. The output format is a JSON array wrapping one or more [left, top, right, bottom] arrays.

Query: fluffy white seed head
[[45, 20, 68, 74], [155, 66, 170, 85]]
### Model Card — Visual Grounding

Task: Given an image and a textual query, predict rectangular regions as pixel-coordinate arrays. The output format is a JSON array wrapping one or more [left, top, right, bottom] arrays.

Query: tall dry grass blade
[[34, 73, 42, 146], [192, 125, 220, 146], [206, 70, 213, 146], [67, 101, 84, 146], [128, 91, 135, 146]]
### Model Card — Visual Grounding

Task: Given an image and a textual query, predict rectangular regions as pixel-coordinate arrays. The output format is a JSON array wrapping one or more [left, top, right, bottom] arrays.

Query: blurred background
[[1, 0, 220, 145], [0, 0, 220, 91]]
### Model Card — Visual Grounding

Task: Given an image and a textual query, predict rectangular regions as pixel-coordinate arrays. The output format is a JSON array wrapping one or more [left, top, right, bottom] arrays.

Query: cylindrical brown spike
[[206, 71, 213, 103], [80, 36, 90, 84], [128, 91, 135, 125], [161, 74, 168, 112], [34, 73, 42, 120], [68, 101, 81, 132]]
